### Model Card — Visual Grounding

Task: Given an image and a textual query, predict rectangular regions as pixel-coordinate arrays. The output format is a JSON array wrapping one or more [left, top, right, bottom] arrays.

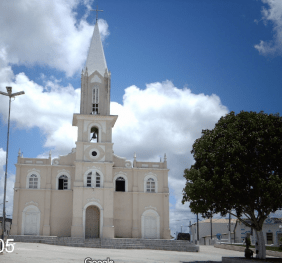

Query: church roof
[[85, 21, 107, 76]]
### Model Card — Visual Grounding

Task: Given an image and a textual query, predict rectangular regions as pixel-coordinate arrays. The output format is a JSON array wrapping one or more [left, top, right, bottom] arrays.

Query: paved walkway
[[1, 243, 244, 263]]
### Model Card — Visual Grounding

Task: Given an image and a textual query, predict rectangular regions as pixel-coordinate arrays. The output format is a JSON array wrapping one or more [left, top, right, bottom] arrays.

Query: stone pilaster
[[71, 186, 84, 238], [43, 166, 52, 236], [132, 169, 139, 237], [102, 185, 114, 238], [163, 193, 170, 239]]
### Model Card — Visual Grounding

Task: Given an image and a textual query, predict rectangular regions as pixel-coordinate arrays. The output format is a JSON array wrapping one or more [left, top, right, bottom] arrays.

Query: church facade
[[11, 21, 170, 239]]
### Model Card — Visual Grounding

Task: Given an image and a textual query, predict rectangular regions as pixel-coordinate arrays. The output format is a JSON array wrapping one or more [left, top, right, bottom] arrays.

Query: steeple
[[80, 18, 111, 116], [85, 21, 107, 76]]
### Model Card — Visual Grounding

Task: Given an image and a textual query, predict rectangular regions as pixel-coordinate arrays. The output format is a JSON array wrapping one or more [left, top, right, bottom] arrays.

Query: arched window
[[90, 126, 99, 142], [113, 173, 128, 192], [146, 178, 155, 193], [29, 174, 38, 189], [115, 177, 125, 192], [26, 171, 40, 189], [86, 171, 101, 188], [144, 173, 158, 193], [58, 175, 68, 190]]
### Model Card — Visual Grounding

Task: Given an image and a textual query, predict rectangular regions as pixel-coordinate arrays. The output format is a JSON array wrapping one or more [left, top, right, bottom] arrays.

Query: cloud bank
[[255, 0, 282, 56], [0, 0, 109, 77]]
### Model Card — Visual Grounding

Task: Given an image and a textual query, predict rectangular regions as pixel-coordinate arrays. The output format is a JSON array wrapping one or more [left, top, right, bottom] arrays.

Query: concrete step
[[9, 235, 199, 252]]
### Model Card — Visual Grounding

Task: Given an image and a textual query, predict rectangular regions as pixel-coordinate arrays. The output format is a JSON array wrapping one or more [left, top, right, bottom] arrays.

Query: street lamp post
[[196, 213, 199, 244], [0, 86, 24, 243], [228, 212, 231, 243]]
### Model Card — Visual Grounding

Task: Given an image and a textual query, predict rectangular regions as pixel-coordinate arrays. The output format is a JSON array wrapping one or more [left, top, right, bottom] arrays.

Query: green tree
[[182, 111, 282, 259]]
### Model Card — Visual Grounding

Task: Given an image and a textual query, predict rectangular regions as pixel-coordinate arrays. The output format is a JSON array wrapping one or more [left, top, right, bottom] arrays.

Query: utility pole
[[189, 220, 191, 235], [228, 212, 231, 243], [210, 215, 213, 242], [0, 87, 25, 245], [196, 213, 199, 244]]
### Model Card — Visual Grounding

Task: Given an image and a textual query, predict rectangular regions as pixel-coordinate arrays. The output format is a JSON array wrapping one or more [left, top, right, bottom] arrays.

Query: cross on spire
[[91, 5, 103, 22]]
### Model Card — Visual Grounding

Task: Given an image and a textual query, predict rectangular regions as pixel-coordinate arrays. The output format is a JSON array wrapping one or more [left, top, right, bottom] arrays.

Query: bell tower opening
[[90, 126, 99, 142]]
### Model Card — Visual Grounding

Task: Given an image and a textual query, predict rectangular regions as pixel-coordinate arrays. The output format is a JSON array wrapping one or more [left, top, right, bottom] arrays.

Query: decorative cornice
[[57, 169, 70, 175], [86, 166, 102, 172], [25, 201, 38, 207], [114, 171, 127, 177], [145, 205, 157, 211], [86, 197, 100, 203], [145, 171, 157, 177], [113, 154, 126, 160], [27, 168, 40, 174], [125, 161, 132, 168], [52, 158, 59, 165]]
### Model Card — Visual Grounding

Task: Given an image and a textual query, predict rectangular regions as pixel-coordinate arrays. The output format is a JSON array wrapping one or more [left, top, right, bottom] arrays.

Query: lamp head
[[6, 86, 12, 94]]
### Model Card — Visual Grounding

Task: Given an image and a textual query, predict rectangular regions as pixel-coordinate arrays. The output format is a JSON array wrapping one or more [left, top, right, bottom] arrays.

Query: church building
[[11, 20, 170, 239]]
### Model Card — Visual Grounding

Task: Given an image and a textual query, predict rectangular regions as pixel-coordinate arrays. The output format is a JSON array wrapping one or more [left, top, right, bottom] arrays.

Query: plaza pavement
[[1, 242, 245, 263]]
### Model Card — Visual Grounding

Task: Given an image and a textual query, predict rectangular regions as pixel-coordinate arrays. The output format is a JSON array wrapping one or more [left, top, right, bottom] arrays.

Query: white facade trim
[[144, 174, 158, 193], [83, 201, 103, 239]]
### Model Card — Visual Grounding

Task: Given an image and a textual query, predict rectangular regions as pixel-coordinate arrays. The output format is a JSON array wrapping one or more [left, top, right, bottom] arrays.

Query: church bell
[[91, 132, 97, 140]]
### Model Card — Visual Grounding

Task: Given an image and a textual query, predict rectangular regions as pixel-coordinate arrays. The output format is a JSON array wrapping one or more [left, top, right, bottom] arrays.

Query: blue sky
[[0, 0, 282, 236]]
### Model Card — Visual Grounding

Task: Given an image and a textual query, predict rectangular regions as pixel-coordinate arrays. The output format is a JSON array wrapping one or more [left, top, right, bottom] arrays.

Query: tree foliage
[[182, 111, 282, 231]]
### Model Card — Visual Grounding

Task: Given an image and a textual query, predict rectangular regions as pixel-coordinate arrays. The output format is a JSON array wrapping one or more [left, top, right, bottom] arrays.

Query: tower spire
[[85, 16, 107, 76]]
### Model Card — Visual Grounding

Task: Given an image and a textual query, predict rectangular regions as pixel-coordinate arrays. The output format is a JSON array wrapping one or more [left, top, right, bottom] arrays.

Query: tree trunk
[[255, 230, 266, 259]]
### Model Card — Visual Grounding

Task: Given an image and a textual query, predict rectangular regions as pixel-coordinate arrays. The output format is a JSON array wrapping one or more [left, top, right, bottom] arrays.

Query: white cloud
[[111, 80, 228, 164], [0, 0, 109, 77], [254, 0, 282, 56], [110, 80, 229, 235], [98, 19, 110, 42], [0, 66, 80, 156]]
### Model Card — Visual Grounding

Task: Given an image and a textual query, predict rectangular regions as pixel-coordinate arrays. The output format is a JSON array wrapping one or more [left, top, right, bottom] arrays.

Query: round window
[[92, 151, 97, 157]]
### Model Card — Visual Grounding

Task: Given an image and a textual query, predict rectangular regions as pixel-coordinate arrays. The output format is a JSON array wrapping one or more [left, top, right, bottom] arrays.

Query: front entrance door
[[85, 206, 100, 238], [144, 216, 157, 239], [24, 212, 39, 235]]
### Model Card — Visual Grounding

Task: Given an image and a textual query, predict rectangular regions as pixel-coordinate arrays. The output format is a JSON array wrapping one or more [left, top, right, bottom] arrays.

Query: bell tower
[[71, 19, 117, 238], [73, 20, 117, 164], [71, 20, 118, 238]]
